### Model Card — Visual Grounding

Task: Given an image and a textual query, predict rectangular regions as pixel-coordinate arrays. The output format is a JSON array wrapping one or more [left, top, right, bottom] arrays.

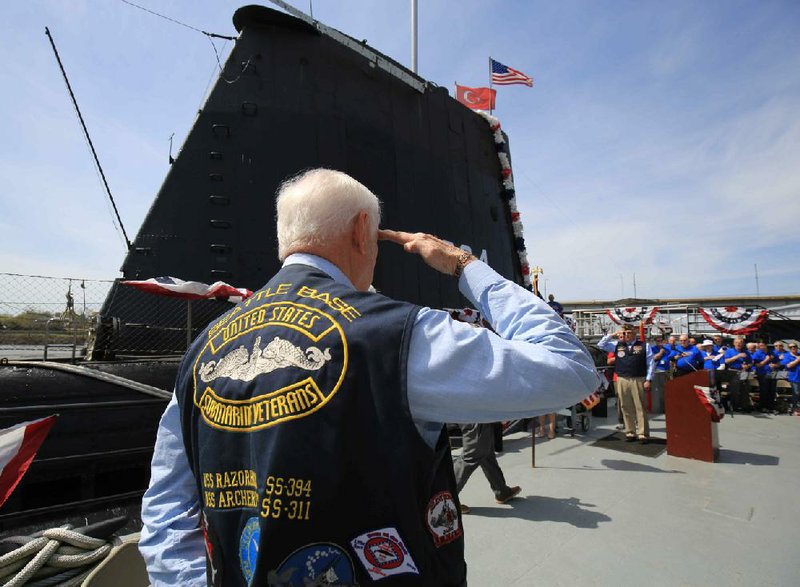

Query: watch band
[[454, 251, 476, 278]]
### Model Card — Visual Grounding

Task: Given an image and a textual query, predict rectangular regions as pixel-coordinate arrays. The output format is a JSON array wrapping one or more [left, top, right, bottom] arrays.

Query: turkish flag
[[455, 84, 496, 110]]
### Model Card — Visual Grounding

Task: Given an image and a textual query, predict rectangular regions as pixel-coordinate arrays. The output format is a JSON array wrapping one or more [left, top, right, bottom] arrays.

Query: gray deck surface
[[457, 403, 799, 586]]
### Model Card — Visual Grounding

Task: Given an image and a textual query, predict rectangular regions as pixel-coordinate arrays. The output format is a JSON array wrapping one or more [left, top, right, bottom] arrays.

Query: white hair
[[275, 169, 381, 261]]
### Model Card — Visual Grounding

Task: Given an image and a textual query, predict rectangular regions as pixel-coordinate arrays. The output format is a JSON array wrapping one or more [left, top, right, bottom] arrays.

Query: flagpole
[[488, 56, 493, 115], [411, 0, 418, 73]]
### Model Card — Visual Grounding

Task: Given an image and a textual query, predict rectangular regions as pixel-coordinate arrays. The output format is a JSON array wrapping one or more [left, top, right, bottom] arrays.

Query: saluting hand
[[379, 229, 475, 276]]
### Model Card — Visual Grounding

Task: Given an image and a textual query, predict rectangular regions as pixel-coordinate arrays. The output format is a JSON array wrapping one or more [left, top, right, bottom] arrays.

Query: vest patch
[[425, 491, 463, 547], [192, 301, 348, 432], [269, 543, 356, 585], [239, 517, 260, 585], [350, 527, 419, 580]]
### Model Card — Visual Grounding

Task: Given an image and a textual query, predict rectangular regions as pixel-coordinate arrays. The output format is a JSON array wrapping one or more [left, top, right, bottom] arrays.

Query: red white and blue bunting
[[693, 385, 725, 422], [699, 307, 768, 334], [477, 112, 532, 290], [606, 307, 659, 325]]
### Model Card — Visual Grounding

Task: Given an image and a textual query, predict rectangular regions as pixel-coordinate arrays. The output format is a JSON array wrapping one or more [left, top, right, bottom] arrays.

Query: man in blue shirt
[[651, 335, 672, 373], [138, 169, 598, 586], [723, 337, 753, 411], [752, 341, 776, 413], [712, 334, 728, 355], [698, 339, 724, 389], [782, 343, 800, 415], [650, 335, 671, 413], [773, 340, 789, 363], [771, 341, 789, 399], [699, 340, 723, 371], [672, 334, 702, 377]]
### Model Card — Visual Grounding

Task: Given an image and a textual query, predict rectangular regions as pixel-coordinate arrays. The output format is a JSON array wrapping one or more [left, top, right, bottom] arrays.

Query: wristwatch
[[454, 251, 476, 278]]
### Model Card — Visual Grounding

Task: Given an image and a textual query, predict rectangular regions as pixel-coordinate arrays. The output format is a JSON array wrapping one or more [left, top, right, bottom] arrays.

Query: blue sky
[[1, 0, 798, 301]]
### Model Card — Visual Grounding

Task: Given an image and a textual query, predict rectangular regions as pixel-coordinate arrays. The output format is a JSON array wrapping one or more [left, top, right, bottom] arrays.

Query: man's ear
[[352, 211, 370, 254]]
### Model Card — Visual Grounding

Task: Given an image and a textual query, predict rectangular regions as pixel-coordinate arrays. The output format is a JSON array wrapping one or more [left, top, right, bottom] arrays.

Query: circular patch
[[363, 535, 405, 570], [239, 517, 260, 585], [275, 543, 355, 585], [425, 491, 463, 547]]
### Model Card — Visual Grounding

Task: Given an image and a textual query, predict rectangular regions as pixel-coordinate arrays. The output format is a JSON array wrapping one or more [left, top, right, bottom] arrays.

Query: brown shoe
[[496, 486, 522, 504], [460, 503, 470, 514]]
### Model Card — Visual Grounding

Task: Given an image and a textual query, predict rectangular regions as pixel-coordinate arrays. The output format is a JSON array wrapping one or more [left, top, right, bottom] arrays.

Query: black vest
[[613, 340, 647, 378], [176, 264, 466, 586]]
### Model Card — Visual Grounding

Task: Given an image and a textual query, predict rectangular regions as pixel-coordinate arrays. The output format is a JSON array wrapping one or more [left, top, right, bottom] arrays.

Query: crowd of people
[[644, 332, 800, 415]]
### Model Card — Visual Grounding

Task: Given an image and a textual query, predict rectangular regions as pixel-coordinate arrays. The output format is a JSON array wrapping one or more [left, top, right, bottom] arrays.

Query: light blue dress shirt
[[139, 254, 599, 586]]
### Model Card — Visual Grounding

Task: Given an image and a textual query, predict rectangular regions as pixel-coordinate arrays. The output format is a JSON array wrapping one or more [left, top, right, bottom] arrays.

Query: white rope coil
[[0, 527, 113, 587]]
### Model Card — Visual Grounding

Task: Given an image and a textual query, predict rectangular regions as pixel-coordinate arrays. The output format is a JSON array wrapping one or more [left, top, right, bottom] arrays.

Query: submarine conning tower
[[94, 4, 522, 357]]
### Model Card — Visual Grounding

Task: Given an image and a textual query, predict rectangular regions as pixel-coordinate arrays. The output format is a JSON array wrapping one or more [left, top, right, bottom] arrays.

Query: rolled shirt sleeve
[[406, 261, 599, 426]]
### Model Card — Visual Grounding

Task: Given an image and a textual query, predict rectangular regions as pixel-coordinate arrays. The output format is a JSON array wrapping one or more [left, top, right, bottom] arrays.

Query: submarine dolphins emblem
[[199, 335, 332, 383]]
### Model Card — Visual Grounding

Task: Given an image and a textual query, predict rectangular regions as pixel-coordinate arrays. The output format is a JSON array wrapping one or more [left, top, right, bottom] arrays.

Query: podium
[[665, 370, 720, 462]]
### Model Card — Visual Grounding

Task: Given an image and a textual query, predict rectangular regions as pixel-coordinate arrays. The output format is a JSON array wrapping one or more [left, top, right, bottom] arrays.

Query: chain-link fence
[[91, 281, 232, 358], [0, 273, 114, 359], [0, 273, 234, 360]]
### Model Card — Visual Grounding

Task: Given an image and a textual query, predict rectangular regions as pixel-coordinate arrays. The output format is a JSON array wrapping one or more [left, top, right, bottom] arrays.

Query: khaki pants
[[616, 376, 650, 438]]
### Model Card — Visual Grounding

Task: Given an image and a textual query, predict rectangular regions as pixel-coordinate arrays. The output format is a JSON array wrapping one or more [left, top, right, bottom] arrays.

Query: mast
[[44, 27, 131, 250]]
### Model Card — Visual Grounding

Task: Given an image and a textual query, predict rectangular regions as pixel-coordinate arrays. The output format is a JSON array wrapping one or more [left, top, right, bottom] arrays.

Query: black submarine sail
[[1, 4, 526, 533], [92, 3, 525, 358]]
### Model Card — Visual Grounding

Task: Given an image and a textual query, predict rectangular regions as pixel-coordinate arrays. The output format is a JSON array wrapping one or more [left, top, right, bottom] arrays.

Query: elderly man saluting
[[598, 324, 654, 443], [138, 169, 598, 587]]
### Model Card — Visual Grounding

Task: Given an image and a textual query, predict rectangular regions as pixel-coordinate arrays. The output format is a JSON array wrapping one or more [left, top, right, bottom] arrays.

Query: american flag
[[490, 58, 533, 87]]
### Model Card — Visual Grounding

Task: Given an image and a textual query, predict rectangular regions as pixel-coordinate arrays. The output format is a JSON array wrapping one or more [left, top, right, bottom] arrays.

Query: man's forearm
[[407, 261, 599, 425]]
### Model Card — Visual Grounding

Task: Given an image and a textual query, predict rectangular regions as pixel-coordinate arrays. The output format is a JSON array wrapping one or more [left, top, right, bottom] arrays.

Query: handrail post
[[187, 300, 193, 349]]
